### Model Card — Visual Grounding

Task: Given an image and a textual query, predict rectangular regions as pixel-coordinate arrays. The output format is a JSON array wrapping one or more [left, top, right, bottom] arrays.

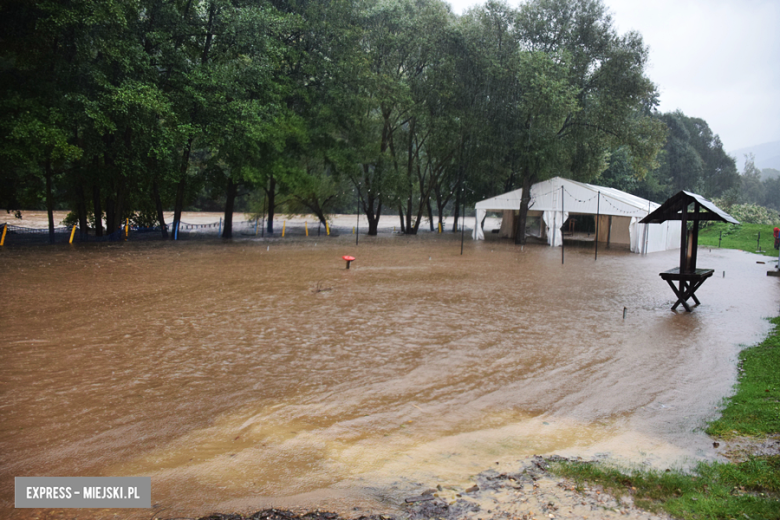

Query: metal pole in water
[[623, 307, 627, 319], [460, 206, 465, 255], [595, 192, 600, 260], [218, 218, 222, 237], [561, 186, 565, 265], [356, 185, 359, 246], [255, 217, 259, 236]]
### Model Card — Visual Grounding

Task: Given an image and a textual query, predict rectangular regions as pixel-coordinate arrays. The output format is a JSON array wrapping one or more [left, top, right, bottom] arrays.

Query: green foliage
[[0, 0, 677, 237], [597, 111, 740, 204], [710, 199, 780, 226]]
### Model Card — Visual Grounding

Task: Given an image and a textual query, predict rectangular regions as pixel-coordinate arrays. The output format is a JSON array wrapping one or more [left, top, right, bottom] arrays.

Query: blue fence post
[[218, 217, 222, 237], [174, 221, 179, 240]]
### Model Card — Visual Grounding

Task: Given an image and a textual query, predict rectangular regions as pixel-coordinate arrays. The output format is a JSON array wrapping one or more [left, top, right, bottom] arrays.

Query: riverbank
[[547, 317, 780, 519], [185, 316, 780, 520]]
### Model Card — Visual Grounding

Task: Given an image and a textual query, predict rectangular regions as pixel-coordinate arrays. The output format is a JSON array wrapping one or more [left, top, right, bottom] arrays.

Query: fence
[[0, 216, 471, 246]]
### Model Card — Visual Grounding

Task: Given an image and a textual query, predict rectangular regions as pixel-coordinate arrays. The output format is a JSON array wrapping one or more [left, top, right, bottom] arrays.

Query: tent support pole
[[561, 186, 564, 264], [595, 192, 600, 260], [460, 207, 465, 255]]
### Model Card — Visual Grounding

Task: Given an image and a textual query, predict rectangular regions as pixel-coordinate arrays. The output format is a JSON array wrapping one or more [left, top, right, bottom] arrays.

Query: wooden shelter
[[640, 191, 739, 311]]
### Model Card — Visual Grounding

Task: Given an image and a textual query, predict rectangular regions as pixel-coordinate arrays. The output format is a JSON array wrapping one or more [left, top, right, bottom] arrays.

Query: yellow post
[[305, 221, 308, 237], [326, 221, 330, 236], [69, 225, 77, 244], [125, 218, 129, 237], [282, 220, 286, 237], [352, 226, 355, 234], [438, 222, 442, 234], [0, 224, 6, 246]]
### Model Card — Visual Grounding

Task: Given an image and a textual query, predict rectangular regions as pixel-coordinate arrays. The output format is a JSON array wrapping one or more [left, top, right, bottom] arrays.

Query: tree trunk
[[172, 140, 192, 239], [266, 175, 275, 234], [397, 204, 405, 233], [76, 198, 88, 239], [114, 182, 126, 237], [426, 198, 434, 232], [515, 171, 534, 245], [105, 195, 116, 235], [152, 180, 168, 239], [365, 193, 381, 235], [222, 178, 237, 239], [44, 161, 55, 244], [452, 186, 460, 233], [405, 118, 415, 233], [93, 184, 103, 236]]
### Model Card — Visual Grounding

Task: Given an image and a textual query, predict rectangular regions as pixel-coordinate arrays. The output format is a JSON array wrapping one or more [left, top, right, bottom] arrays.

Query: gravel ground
[[182, 457, 672, 520]]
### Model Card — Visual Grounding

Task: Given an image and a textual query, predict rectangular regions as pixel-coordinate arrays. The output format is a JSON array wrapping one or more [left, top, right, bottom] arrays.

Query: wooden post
[[607, 216, 612, 248], [680, 201, 688, 272], [690, 202, 700, 270]]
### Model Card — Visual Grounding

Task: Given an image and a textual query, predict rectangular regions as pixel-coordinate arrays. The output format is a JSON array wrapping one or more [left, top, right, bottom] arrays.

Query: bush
[[711, 199, 780, 226]]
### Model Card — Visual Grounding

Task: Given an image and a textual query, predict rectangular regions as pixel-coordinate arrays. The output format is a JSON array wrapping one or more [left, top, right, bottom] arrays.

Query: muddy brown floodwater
[[1, 235, 779, 519]]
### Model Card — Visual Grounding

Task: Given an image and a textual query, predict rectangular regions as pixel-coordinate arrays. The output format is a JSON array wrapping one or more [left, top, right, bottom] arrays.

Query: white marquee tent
[[473, 177, 681, 254]]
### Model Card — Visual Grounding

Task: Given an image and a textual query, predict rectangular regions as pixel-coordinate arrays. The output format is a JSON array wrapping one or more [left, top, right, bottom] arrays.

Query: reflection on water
[[1, 236, 778, 518]]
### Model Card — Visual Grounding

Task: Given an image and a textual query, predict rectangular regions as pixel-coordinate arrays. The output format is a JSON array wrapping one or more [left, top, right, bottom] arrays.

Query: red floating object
[[342, 255, 356, 269]]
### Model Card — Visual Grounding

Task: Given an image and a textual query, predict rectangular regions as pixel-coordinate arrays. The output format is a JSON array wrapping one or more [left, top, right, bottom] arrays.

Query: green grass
[[548, 316, 780, 519], [698, 223, 780, 258], [551, 458, 780, 520]]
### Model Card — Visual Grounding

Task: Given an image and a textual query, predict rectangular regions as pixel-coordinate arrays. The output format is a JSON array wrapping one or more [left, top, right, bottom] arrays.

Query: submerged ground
[[1, 232, 778, 519]]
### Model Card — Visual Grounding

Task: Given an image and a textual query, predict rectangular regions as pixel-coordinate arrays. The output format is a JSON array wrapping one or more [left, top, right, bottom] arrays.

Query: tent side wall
[[473, 177, 680, 254]]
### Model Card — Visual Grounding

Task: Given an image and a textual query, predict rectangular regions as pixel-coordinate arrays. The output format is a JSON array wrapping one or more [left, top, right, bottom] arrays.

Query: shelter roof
[[475, 177, 657, 218], [639, 191, 739, 224]]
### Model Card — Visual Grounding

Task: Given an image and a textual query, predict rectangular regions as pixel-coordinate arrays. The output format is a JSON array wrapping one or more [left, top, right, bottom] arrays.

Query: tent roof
[[639, 191, 739, 224], [475, 176, 657, 218]]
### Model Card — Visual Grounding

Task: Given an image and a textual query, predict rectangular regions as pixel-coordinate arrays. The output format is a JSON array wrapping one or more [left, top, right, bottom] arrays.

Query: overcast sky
[[447, 0, 780, 153]]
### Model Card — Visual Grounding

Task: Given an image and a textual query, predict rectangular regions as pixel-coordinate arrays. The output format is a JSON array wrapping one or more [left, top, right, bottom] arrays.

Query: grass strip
[[698, 223, 780, 258], [551, 458, 780, 519], [549, 316, 780, 519]]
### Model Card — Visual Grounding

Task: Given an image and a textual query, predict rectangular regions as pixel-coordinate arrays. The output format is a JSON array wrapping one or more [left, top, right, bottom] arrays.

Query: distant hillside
[[761, 168, 780, 181], [731, 140, 780, 172]]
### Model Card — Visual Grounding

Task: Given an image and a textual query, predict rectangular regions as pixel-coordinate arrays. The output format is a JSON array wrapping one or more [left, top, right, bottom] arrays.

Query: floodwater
[[1, 235, 778, 519]]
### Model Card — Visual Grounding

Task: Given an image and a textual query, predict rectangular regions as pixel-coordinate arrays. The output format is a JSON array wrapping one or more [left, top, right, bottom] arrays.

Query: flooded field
[[1, 234, 778, 519]]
